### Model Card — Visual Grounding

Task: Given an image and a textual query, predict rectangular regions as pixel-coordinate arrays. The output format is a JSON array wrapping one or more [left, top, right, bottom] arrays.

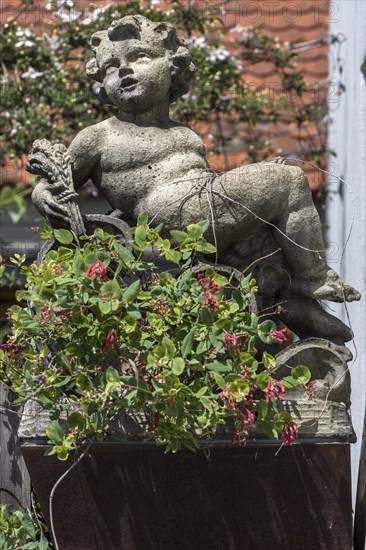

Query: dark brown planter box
[[22, 441, 352, 550]]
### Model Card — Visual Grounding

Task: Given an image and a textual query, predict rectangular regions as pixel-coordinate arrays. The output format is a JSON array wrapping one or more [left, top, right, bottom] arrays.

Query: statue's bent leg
[[212, 163, 360, 302]]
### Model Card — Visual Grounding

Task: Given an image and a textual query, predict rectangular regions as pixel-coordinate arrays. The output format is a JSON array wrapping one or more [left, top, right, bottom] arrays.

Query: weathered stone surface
[[23, 14, 361, 441], [275, 338, 352, 406], [27, 15, 360, 348], [19, 397, 355, 443]]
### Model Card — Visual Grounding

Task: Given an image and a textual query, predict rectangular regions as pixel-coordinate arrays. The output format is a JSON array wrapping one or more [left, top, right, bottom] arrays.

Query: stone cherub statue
[[27, 14, 359, 346], [25, 14, 360, 439]]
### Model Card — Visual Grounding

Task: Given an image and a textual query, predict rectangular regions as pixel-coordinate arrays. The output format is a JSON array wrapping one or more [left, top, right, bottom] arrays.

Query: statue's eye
[[136, 52, 151, 60], [104, 63, 118, 74]]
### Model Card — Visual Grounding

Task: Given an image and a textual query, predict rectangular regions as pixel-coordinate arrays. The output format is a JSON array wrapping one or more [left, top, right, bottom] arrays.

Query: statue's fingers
[[44, 204, 69, 225]]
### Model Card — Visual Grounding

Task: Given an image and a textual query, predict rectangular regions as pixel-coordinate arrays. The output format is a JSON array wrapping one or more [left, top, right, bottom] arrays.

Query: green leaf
[[137, 212, 149, 225], [98, 299, 112, 314], [162, 336, 176, 359], [56, 446, 69, 461], [260, 420, 278, 440], [24, 369, 34, 388], [113, 242, 134, 263], [257, 399, 267, 420], [281, 376, 302, 389], [105, 367, 120, 383], [134, 225, 146, 247], [197, 220, 210, 233], [73, 249, 84, 276], [196, 240, 217, 254], [201, 307, 214, 325], [57, 247, 73, 261], [258, 319, 277, 344], [67, 412, 85, 430], [100, 279, 121, 299], [181, 329, 195, 358], [39, 531, 49, 550], [164, 249, 182, 264], [171, 357, 185, 375], [214, 371, 226, 389], [122, 280, 141, 303], [170, 230, 189, 243], [76, 375, 92, 391], [46, 421, 64, 444], [54, 229, 74, 244], [89, 412, 102, 431], [292, 365, 311, 384], [40, 224, 53, 239], [262, 351, 276, 370], [187, 223, 203, 239], [205, 361, 228, 373]]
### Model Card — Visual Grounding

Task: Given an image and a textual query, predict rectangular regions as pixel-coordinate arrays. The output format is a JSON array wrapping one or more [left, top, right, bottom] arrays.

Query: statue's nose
[[118, 64, 133, 77]]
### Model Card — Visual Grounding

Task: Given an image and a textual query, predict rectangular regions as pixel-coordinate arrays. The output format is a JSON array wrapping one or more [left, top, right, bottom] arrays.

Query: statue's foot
[[292, 269, 361, 303]]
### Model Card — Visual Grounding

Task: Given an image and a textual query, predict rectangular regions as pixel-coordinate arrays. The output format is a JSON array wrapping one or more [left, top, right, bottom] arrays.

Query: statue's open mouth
[[121, 77, 138, 91]]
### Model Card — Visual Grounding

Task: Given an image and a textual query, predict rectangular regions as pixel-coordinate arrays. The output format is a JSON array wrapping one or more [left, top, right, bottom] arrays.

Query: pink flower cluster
[[241, 407, 255, 431], [304, 380, 316, 400], [85, 261, 107, 282], [198, 273, 220, 311], [150, 299, 171, 318], [281, 421, 299, 445], [232, 408, 256, 446], [223, 333, 247, 354], [269, 328, 287, 343], [265, 379, 286, 404], [53, 265, 63, 276], [149, 412, 160, 432], [232, 430, 247, 446], [0, 342, 20, 355], [219, 387, 234, 410], [101, 330, 117, 353], [39, 304, 51, 326]]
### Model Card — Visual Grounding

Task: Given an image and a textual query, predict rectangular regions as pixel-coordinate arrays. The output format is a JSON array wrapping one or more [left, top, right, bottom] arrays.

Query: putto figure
[[29, 15, 360, 344]]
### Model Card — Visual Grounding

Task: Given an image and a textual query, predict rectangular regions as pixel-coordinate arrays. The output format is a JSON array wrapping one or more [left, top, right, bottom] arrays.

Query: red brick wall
[[1, 0, 330, 194]]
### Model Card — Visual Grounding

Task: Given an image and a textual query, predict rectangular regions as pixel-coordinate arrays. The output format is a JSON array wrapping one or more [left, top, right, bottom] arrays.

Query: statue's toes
[[342, 284, 361, 302], [312, 282, 361, 303]]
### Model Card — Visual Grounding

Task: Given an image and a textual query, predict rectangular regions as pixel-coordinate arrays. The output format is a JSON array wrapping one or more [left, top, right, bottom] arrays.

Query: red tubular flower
[[223, 333, 238, 351], [0, 342, 20, 355], [269, 328, 287, 343], [203, 291, 219, 311], [281, 421, 299, 445], [241, 407, 255, 430], [85, 261, 107, 282], [101, 330, 117, 353], [149, 412, 160, 432], [232, 430, 247, 446], [39, 305, 51, 326], [265, 379, 286, 404], [219, 387, 234, 410], [198, 274, 220, 294]]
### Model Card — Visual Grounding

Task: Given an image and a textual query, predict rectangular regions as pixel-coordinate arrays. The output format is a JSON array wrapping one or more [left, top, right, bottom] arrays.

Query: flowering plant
[[0, 215, 309, 460]]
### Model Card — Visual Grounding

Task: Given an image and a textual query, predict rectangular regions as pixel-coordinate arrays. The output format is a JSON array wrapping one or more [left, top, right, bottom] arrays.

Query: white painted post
[[327, 0, 366, 534]]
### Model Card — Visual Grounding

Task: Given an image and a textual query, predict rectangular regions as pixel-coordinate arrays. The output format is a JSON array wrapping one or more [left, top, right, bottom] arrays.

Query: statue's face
[[98, 39, 172, 112]]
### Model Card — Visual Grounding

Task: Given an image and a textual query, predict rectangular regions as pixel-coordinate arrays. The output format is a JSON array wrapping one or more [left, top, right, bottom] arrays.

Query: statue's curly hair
[[86, 15, 195, 103]]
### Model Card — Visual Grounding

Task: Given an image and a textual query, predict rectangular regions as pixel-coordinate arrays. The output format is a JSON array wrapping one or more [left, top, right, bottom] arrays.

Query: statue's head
[[86, 15, 195, 110]]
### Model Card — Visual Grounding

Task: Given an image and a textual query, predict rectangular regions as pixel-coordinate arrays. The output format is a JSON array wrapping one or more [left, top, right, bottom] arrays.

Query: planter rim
[[20, 437, 353, 449]]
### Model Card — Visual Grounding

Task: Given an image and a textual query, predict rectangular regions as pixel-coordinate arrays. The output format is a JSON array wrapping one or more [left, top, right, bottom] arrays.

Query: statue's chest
[[100, 128, 187, 172]]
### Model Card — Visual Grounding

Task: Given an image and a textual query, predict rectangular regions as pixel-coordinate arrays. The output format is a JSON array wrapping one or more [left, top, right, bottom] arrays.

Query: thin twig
[[49, 444, 91, 550], [242, 248, 282, 274]]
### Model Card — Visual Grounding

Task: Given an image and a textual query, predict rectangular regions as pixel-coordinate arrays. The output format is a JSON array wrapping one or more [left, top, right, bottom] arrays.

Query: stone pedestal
[[21, 441, 352, 550]]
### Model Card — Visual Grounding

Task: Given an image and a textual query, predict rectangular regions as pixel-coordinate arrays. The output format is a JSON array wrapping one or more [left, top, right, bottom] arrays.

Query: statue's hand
[[32, 180, 71, 229]]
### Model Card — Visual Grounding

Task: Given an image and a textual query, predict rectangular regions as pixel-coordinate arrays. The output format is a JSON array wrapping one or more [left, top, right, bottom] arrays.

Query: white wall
[[327, 0, 366, 506]]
